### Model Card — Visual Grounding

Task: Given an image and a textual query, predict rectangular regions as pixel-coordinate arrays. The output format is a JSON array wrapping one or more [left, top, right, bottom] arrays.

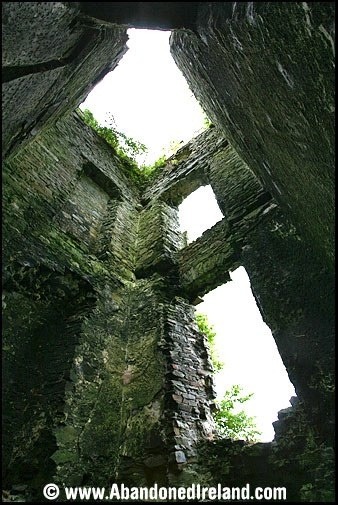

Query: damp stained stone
[[2, 3, 334, 502]]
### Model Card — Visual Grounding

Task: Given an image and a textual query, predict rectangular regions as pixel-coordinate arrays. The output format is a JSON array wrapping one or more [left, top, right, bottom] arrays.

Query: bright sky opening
[[80, 28, 296, 441], [178, 187, 296, 441], [81, 29, 205, 166], [197, 268, 296, 442], [178, 186, 223, 243]]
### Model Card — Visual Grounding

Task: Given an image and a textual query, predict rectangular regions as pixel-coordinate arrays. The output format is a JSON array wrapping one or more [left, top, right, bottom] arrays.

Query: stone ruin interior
[[2, 2, 335, 502]]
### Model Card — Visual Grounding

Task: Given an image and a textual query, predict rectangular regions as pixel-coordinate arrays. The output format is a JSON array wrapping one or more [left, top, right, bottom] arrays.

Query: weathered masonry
[[2, 2, 334, 502]]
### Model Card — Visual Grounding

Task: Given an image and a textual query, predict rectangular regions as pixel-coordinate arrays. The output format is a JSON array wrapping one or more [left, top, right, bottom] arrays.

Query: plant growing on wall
[[79, 108, 172, 183], [214, 385, 261, 442], [140, 155, 167, 178], [81, 109, 147, 161], [196, 313, 260, 442], [195, 312, 223, 371], [202, 112, 213, 129]]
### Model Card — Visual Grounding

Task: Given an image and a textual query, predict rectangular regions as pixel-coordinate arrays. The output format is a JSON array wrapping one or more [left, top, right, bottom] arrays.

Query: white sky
[[178, 186, 224, 243], [178, 188, 296, 441], [199, 268, 295, 442], [81, 29, 205, 166], [81, 28, 296, 442]]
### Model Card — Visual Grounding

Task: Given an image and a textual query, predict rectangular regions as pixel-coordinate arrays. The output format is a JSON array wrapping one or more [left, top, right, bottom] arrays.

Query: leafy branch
[[79, 109, 189, 185], [81, 109, 147, 161], [79, 108, 147, 184], [195, 313, 261, 442], [214, 385, 261, 442], [195, 313, 223, 371]]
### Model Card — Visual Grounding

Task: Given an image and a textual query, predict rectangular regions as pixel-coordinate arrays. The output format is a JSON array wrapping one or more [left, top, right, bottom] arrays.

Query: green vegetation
[[203, 113, 213, 129], [79, 109, 147, 184], [79, 108, 189, 185], [196, 312, 260, 442], [79, 108, 175, 184], [140, 155, 167, 179], [79, 107, 215, 192], [81, 109, 147, 162], [195, 313, 223, 371], [214, 385, 261, 442], [139, 140, 185, 179]]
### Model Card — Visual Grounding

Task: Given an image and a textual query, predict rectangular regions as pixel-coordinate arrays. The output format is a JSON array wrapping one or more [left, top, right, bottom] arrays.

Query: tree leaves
[[195, 313, 223, 371], [214, 385, 261, 442]]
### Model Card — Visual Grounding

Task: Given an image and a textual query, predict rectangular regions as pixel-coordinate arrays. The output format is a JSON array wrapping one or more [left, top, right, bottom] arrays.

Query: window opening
[[197, 266, 296, 442], [178, 185, 223, 243]]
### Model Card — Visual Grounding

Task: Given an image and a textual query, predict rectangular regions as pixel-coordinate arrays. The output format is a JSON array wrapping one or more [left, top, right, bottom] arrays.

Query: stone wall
[[3, 265, 96, 492], [3, 110, 335, 502], [178, 219, 233, 301], [207, 142, 335, 446], [142, 128, 224, 206], [160, 299, 216, 485], [3, 114, 218, 499], [79, 2, 200, 31], [2, 2, 128, 160], [3, 2, 335, 502], [170, 2, 335, 268], [3, 112, 335, 501], [135, 202, 184, 278], [196, 397, 335, 502], [54, 279, 168, 490], [140, 126, 335, 499], [148, 131, 335, 459]]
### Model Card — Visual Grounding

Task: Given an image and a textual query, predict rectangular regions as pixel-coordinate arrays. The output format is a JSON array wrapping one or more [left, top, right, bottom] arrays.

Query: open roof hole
[[80, 28, 206, 166], [178, 185, 223, 243], [197, 266, 296, 442]]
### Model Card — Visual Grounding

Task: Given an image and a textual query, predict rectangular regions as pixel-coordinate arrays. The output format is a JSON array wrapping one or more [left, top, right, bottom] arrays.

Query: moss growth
[[270, 402, 335, 501], [36, 227, 111, 284]]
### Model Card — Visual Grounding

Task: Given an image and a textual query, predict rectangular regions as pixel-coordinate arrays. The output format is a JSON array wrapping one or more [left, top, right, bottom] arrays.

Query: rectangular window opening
[[178, 185, 223, 244]]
